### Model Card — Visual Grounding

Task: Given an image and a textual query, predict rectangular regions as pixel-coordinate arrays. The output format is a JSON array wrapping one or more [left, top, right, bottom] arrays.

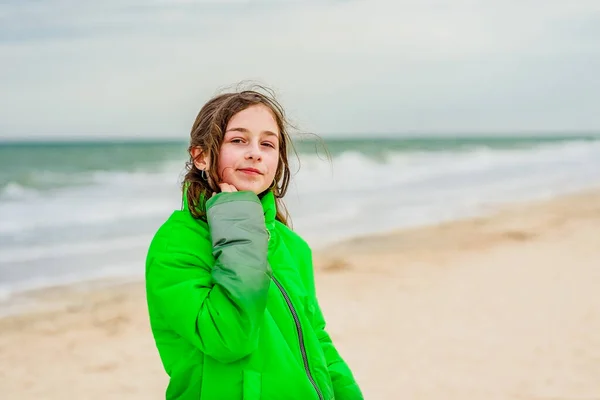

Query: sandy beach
[[1, 189, 599, 400]]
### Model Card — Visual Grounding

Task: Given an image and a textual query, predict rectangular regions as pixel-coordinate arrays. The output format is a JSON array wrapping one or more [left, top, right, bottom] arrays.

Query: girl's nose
[[246, 143, 262, 161]]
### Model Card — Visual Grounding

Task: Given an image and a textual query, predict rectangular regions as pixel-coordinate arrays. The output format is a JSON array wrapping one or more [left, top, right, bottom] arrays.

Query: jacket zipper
[[272, 276, 324, 400]]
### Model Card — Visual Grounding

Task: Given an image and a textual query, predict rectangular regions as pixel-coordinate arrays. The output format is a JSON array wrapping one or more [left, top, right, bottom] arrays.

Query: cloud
[[0, 0, 599, 138]]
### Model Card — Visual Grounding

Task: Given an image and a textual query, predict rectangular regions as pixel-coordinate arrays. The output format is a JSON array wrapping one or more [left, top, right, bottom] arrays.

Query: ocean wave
[[1, 139, 599, 236], [0, 182, 39, 200], [0, 165, 185, 198], [2, 138, 597, 195]]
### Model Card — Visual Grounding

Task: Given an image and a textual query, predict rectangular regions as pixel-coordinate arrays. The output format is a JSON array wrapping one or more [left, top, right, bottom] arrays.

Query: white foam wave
[[0, 182, 38, 200], [0, 235, 150, 264], [0, 162, 185, 235], [2, 139, 599, 236]]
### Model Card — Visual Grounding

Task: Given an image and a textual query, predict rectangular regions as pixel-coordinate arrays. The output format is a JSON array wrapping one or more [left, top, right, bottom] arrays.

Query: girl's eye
[[231, 138, 244, 144], [262, 142, 275, 148]]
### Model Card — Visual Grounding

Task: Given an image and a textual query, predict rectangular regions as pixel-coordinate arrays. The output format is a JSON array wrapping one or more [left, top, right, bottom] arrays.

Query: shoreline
[[2, 185, 599, 313], [2, 184, 600, 314], [1, 188, 600, 399]]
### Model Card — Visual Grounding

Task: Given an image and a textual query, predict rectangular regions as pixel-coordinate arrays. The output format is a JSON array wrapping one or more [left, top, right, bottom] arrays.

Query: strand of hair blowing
[[182, 87, 296, 226]]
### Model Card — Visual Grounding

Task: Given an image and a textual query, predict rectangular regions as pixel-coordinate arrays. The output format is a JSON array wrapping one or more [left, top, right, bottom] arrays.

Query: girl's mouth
[[238, 168, 262, 175]]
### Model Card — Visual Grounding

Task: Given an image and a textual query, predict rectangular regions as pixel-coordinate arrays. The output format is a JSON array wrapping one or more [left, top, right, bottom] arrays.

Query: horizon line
[[1, 130, 600, 144]]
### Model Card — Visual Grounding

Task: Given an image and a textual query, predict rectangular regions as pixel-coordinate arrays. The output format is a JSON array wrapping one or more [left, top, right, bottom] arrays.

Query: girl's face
[[217, 104, 280, 194]]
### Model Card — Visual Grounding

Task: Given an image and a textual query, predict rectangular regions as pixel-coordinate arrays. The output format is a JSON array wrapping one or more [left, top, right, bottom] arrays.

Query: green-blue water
[[2, 134, 598, 189]]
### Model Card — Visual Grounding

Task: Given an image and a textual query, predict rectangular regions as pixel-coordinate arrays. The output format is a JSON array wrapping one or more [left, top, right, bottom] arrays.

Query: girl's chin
[[228, 181, 268, 194]]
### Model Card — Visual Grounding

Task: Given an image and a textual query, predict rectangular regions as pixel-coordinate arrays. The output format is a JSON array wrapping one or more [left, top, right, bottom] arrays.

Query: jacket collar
[[182, 184, 276, 228], [258, 190, 277, 229]]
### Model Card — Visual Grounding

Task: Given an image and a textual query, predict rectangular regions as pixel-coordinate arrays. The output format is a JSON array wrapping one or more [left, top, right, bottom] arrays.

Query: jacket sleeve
[[302, 248, 364, 399], [146, 191, 272, 364]]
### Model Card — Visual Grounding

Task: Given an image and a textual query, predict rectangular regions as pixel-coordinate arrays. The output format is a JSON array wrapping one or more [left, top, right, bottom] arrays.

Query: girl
[[145, 87, 363, 399]]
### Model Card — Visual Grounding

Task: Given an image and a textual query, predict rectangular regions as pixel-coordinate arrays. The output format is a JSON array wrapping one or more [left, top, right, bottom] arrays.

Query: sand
[[1, 189, 599, 399]]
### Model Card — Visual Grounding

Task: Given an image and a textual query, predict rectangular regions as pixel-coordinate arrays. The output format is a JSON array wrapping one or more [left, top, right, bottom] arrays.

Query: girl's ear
[[190, 146, 210, 170]]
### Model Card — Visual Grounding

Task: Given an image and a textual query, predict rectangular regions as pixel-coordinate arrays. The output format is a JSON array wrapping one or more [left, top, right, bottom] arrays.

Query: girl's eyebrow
[[225, 127, 279, 137]]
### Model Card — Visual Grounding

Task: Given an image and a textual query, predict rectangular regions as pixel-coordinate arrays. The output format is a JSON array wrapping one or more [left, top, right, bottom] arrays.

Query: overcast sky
[[0, 0, 599, 139]]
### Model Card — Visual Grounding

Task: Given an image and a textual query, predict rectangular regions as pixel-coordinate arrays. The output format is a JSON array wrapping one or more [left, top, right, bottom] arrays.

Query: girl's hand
[[211, 183, 238, 197], [218, 183, 238, 193]]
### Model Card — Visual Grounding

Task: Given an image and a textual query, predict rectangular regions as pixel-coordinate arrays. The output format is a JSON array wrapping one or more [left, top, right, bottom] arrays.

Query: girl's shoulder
[[147, 210, 212, 259]]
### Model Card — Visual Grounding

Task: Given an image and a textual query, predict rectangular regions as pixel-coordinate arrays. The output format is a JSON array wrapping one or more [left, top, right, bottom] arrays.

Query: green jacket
[[145, 190, 363, 399]]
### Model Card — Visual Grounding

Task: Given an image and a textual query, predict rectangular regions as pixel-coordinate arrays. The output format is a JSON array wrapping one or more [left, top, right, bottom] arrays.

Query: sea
[[1, 134, 600, 308]]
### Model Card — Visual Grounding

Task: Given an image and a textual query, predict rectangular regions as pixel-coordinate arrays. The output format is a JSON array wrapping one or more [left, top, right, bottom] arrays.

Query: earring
[[200, 169, 207, 181]]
